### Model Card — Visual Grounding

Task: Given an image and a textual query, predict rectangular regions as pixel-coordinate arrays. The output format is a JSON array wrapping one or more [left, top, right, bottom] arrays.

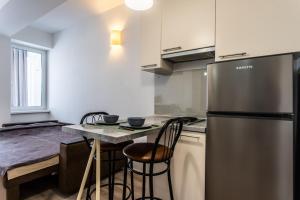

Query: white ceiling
[[31, 0, 124, 34], [0, 0, 67, 36], [0, 0, 10, 10]]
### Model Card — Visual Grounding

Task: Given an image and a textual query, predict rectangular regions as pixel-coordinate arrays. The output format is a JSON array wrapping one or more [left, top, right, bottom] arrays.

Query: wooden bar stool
[[123, 117, 187, 200], [80, 112, 133, 200]]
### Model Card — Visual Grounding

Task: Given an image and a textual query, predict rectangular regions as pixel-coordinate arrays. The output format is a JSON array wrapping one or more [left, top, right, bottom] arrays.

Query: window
[[11, 44, 47, 112]]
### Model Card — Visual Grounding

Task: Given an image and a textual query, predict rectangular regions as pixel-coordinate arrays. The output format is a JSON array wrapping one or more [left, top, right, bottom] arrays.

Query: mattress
[[0, 122, 83, 176]]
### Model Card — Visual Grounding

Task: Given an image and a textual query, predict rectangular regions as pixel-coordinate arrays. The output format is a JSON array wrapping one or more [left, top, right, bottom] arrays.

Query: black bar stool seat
[[123, 143, 173, 163]]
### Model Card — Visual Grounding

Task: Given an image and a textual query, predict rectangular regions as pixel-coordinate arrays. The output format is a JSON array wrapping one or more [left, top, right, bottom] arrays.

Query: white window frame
[[11, 44, 48, 113]]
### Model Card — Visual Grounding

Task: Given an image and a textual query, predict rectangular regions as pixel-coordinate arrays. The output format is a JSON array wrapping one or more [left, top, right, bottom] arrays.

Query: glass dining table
[[62, 122, 162, 200]]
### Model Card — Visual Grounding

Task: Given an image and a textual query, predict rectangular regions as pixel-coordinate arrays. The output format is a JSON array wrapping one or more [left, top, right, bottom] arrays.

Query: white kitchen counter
[[147, 115, 207, 133], [183, 121, 206, 133]]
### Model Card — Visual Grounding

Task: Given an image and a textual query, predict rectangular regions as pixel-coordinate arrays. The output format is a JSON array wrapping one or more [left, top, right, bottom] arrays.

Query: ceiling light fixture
[[125, 0, 153, 11]]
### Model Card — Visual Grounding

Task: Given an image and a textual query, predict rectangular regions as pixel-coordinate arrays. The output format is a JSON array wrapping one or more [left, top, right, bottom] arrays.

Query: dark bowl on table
[[103, 115, 119, 123], [128, 117, 145, 127]]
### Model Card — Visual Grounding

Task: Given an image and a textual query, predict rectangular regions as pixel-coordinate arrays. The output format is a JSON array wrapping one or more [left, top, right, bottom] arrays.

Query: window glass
[[11, 45, 47, 111], [27, 52, 42, 107]]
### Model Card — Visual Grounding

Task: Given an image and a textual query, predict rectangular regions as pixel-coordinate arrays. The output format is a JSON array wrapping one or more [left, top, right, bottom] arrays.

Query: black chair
[[80, 112, 133, 200], [123, 117, 186, 200]]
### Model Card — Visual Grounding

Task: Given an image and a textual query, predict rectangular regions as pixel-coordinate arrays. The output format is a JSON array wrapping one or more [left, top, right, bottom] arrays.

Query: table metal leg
[[96, 140, 101, 200], [76, 141, 96, 200]]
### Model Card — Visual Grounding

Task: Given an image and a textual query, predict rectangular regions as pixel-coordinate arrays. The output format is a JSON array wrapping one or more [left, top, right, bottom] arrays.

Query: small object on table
[[118, 126, 135, 131], [119, 123, 152, 130], [95, 120, 121, 126], [127, 117, 145, 127], [103, 115, 119, 123], [151, 124, 160, 127]]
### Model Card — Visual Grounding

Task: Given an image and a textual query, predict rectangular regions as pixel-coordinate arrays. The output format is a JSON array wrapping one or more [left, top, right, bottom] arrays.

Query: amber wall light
[[111, 30, 122, 46]]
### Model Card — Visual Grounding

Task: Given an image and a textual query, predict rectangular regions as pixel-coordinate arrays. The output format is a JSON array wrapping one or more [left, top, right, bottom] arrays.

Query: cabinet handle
[[180, 135, 202, 143], [163, 46, 182, 52], [141, 64, 157, 69], [219, 52, 247, 59]]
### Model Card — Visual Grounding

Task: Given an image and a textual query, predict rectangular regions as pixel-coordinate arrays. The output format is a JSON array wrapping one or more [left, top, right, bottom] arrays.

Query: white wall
[[12, 26, 53, 49], [0, 34, 11, 124], [48, 5, 154, 124]]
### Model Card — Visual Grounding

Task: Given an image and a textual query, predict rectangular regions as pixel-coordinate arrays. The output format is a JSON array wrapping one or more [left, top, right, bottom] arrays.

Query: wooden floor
[[21, 172, 142, 200]]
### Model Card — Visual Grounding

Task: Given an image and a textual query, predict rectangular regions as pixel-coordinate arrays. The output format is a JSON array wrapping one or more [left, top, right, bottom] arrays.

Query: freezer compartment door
[[207, 54, 293, 113], [206, 116, 293, 200]]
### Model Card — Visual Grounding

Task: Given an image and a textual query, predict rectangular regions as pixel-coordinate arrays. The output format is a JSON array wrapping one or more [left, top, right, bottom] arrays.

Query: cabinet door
[[161, 0, 215, 54], [172, 133, 206, 200], [216, 0, 300, 61], [140, 0, 162, 68], [152, 132, 206, 200]]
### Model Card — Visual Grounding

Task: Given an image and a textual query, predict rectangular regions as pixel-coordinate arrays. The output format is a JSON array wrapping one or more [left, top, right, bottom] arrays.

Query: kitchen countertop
[[63, 115, 206, 144], [182, 121, 206, 133], [63, 123, 160, 144], [146, 115, 206, 133]]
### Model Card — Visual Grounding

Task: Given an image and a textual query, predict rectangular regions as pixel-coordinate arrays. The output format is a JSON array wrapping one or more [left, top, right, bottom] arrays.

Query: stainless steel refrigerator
[[206, 54, 299, 200]]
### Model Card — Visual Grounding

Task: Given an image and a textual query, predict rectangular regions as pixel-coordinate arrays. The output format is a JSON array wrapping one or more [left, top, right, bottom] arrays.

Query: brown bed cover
[[0, 121, 83, 176]]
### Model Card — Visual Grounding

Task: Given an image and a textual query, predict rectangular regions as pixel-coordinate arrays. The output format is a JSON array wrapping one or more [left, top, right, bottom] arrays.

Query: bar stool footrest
[[88, 182, 133, 200], [135, 197, 163, 200]]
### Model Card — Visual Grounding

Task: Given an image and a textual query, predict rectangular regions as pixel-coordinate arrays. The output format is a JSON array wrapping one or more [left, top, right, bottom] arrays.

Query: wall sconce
[[111, 30, 122, 46]]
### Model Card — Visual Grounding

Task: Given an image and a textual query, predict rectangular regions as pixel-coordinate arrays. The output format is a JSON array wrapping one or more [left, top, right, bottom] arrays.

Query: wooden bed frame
[[0, 141, 124, 200], [0, 156, 59, 200], [0, 140, 89, 200], [7, 156, 59, 181]]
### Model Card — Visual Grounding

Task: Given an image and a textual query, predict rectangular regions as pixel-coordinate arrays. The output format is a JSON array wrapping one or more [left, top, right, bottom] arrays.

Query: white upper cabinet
[[140, 0, 172, 75], [161, 0, 215, 54], [216, 0, 300, 61]]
